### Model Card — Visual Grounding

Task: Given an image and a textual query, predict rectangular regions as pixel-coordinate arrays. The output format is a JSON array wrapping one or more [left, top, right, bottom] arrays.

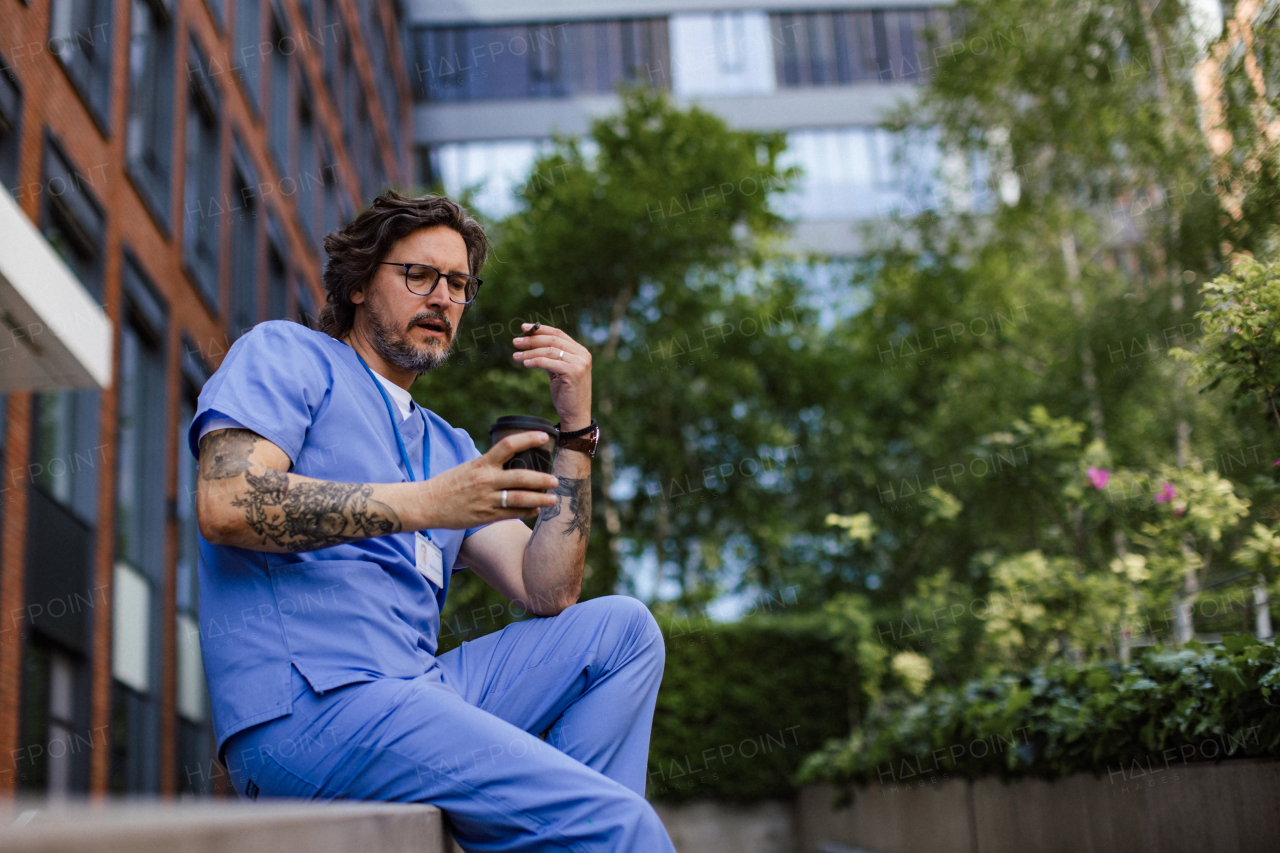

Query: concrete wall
[[654, 799, 799, 853], [798, 758, 1280, 853]]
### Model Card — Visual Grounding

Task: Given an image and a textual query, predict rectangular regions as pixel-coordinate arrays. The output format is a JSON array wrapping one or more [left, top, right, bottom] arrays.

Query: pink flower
[[1154, 482, 1177, 504], [1087, 467, 1110, 490], [1272, 460, 1280, 466]]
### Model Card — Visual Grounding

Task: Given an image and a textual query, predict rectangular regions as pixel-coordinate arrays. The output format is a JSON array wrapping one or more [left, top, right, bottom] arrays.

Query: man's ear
[[350, 283, 366, 305]]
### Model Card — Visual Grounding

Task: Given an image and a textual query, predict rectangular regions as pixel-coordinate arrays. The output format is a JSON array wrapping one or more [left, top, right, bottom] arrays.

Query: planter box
[[798, 758, 1280, 853]]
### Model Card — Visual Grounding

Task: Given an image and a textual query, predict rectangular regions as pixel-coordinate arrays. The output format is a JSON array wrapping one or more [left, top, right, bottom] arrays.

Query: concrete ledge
[[0, 799, 458, 853], [798, 758, 1280, 853]]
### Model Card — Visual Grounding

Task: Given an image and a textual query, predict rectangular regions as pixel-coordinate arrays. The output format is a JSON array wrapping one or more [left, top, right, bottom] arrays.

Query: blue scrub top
[[187, 320, 488, 760]]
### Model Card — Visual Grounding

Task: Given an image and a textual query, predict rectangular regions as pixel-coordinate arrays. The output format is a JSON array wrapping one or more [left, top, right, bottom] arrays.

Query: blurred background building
[[406, 0, 961, 258], [0, 0, 409, 798]]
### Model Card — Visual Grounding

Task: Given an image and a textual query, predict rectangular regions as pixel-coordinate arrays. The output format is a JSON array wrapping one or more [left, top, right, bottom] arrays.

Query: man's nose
[[425, 279, 451, 313]]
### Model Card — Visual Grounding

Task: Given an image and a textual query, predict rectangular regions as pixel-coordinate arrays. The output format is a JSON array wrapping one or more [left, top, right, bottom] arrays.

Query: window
[[369, 16, 402, 167], [31, 391, 101, 524], [175, 342, 209, 624], [175, 340, 213, 794], [320, 0, 338, 94], [296, 93, 316, 238], [412, 19, 671, 102], [20, 637, 91, 795], [268, 14, 290, 172], [770, 10, 959, 87], [353, 99, 375, 202], [774, 126, 948, 221], [21, 386, 101, 796], [669, 12, 775, 97], [49, 0, 114, 128], [294, 279, 316, 328], [714, 13, 747, 74], [0, 50, 22, 190], [233, 0, 262, 111], [426, 139, 552, 219], [184, 38, 221, 312], [39, 136, 107, 303], [319, 136, 340, 262], [126, 0, 176, 225], [267, 213, 288, 320], [110, 251, 168, 794], [340, 27, 359, 150], [229, 140, 259, 339], [204, 0, 224, 28], [115, 254, 169, 588]]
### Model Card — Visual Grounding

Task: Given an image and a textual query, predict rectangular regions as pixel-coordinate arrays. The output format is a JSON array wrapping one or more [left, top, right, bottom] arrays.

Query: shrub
[[797, 635, 1280, 792], [649, 615, 850, 802]]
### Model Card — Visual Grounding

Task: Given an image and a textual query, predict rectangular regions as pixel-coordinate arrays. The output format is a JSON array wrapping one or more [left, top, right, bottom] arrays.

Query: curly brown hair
[[318, 190, 489, 339]]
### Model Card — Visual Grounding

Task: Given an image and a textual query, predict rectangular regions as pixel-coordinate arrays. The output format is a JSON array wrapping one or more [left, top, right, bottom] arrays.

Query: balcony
[[0, 184, 112, 391]]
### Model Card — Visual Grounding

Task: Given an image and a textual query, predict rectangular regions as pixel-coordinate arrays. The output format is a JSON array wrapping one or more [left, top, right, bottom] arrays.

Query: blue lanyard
[[355, 356, 429, 485]]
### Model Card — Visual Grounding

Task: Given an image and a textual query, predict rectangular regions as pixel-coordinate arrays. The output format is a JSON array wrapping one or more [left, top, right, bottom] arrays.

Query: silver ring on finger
[[557, 349, 564, 359], [501, 490, 507, 509]]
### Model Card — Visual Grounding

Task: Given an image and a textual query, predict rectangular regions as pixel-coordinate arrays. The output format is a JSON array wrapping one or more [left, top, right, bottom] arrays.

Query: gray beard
[[364, 298, 454, 375]]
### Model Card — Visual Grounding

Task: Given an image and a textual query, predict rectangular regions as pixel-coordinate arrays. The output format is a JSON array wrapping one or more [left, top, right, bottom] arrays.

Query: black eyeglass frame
[[379, 262, 483, 304]]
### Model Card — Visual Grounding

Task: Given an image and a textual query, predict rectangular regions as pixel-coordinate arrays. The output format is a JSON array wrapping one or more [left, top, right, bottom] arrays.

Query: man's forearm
[[522, 448, 592, 611], [198, 429, 429, 553]]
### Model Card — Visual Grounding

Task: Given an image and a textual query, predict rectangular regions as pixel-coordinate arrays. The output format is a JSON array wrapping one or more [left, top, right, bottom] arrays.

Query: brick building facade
[[0, 0, 410, 798]]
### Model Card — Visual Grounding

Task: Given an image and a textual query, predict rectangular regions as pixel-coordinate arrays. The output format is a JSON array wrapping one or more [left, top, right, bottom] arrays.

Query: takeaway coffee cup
[[489, 415, 558, 476]]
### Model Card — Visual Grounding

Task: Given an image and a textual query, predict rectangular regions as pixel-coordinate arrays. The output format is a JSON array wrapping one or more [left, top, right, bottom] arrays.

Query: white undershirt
[[369, 370, 417, 422], [198, 369, 417, 444]]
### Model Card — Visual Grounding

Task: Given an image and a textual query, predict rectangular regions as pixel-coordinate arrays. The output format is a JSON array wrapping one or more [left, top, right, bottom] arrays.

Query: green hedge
[[649, 615, 849, 803], [798, 636, 1280, 792]]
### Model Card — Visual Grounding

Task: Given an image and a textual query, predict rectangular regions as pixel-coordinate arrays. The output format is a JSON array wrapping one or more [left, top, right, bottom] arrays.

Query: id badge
[[415, 531, 444, 589]]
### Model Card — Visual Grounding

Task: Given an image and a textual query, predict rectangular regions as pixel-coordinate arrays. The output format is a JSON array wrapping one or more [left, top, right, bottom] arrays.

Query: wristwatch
[[556, 420, 600, 458]]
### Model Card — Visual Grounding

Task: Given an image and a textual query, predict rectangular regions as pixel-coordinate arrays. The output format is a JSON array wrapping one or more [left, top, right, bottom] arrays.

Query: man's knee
[[581, 595, 663, 653], [635, 796, 669, 836], [588, 782, 670, 843]]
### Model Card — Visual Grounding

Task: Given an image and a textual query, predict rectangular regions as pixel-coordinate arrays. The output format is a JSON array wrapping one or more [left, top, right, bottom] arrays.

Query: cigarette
[[528, 323, 540, 334]]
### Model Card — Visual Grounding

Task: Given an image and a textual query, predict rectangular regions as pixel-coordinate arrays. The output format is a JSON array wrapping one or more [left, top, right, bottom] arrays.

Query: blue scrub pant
[[222, 595, 676, 852]]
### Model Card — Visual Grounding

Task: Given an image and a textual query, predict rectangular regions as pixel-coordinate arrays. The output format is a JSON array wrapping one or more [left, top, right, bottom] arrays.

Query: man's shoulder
[[244, 319, 339, 350], [224, 321, 343, 369]]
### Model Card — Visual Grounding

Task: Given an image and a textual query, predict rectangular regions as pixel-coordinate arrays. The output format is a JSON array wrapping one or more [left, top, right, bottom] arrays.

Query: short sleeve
[[187, 322, 329, 464]]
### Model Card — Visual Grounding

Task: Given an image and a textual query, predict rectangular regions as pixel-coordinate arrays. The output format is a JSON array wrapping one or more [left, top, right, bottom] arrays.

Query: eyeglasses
[[380, 262, 483, 305]]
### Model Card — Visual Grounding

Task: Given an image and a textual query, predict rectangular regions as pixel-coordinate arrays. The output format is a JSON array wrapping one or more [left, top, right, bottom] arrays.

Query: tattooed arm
[[196, 428, 559, 553], [458, 435, 592, 616]]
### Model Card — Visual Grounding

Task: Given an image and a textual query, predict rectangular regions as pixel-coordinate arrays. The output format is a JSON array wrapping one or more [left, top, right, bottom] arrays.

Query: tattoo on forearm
[[231, 469, 402, 551], [199, 430, 400, 551], [199, 429, 260, 480], [535, 477, 592, 541]]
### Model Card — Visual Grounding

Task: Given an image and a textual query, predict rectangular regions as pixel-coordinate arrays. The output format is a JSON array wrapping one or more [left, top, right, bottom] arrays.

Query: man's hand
[[512, 322, 593, 430], [417, 430, 560, 528], [455, 325, 595, 615]]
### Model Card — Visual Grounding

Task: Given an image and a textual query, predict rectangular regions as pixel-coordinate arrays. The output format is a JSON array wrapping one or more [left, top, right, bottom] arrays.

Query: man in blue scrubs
[[189, 191, 675, 851]]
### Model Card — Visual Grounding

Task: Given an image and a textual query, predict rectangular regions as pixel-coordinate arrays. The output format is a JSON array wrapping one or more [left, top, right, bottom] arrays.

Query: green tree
[[423, 88, 825, 634], [1175, 257, 1280, 431]]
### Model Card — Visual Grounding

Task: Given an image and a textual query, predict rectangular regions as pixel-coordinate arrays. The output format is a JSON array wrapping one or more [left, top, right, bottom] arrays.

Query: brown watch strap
[[556, 421, 599, 457]]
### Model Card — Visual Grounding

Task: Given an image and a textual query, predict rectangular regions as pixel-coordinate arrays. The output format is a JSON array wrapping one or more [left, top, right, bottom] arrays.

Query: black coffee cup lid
[[490, 415, 559, 437]]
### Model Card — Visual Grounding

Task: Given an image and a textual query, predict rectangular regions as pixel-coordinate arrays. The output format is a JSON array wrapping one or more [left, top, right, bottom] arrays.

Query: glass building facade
[[409, 6, 965, 230]]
